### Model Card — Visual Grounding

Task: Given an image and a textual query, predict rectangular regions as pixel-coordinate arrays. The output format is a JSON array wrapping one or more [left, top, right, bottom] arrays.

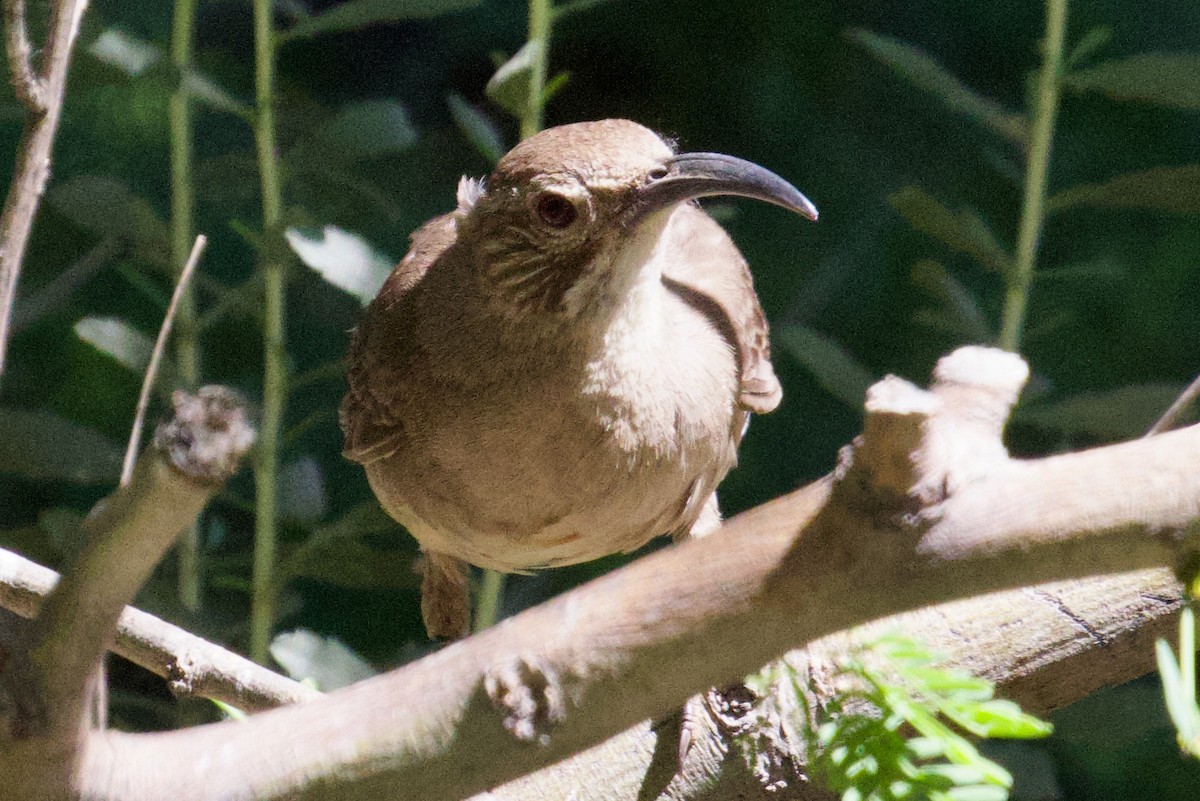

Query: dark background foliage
[[1, 0, 1198, 795]]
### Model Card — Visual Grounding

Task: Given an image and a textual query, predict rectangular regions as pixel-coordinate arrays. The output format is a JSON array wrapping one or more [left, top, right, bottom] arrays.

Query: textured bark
[[0, 347, 1196, 801]]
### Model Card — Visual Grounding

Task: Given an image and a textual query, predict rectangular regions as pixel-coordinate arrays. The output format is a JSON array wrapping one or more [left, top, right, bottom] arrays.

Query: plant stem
[[520, 0, 552, 141], [170, 0, 203, 613], [251, 0, 287, 664], [475, 0, 555, 633], [997, 0, 1067, 352]]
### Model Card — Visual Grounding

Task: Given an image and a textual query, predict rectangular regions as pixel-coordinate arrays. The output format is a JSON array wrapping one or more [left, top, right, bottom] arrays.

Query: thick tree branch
[[4, 346, 1184, 801], [0, 547, 319, 712], [0, 0, 88, 376], [2, 388, 254, 739]]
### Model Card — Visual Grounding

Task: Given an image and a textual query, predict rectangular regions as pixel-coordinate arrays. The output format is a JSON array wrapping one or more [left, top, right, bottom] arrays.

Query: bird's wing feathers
[[661, 204, 783, 420], [340, 213, 458, 464]]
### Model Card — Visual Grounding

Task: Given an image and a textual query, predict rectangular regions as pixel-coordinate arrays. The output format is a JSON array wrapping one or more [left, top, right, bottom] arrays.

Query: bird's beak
[[635, 152, 819, 222]]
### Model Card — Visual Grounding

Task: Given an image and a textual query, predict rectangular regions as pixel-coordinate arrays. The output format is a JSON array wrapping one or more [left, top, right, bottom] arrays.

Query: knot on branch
[[484, 655, 566, 745], [836, 346, 1028, 518], [154, 387, 255, 485]]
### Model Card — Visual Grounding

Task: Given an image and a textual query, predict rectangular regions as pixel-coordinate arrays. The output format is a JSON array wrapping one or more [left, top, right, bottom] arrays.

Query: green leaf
[[1048, 165, 1200, 216], [48, 176, 169, 258], [542, 71, 571, 104], [847, 29, 1027, 146], [1065, 53, 1200, 110], [74, 315, 179, 388], [182, 69, 251, 118], [448, 93, 507, 164], [890, 188, 1011, 274], [269, 629, 377, 690], [943, 785, 1010, 801], [942, 699, 1052, 739], [1016, 384, 1190, 439], [286, 538, 416, 589], [486, 41, 541, 119], [0, 407, 122, 483], [910, 260, 994, 342], [280, 0, 481, 42], [278, 457, 328, 524], [310, 100, 417, 161], [775, 325, 875, 408], [1065, 26, 1114, 70], [88, 28, 160, 76], [285, 225, 393, 305]]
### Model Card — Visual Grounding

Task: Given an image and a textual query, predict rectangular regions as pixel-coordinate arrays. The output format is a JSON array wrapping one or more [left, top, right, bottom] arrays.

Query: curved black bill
[[636, 152, 818, 222]]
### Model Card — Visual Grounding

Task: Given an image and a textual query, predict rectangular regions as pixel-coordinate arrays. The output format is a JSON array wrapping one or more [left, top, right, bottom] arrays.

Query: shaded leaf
[[287, 538, 416, 589], [889, 187, 1011, 274], [1065, 53, 1200, 110], [270, 629, 376, 690], [776, 325, 875, 408], [75, 316, 155, 372], [182, 69, 251, 117], [88, 28, 160, 76], [309, 100, 417, 161], [285, 225, 393, 305], [448, 93, 506, 164], [943, 699, 1053, 739], [542, 71, 571, 104], [310, 501, 397, 541], [910, 259, 994, 342], [48, 176, 169, 257], [1017, 384, 1190, 439], [281, 0, 481, 42], [278, 457, 328, 523], [1048, 165, 1200, 216], [0, 408, 122, 483], [486, 41, 540, 119], [848, 29, 1027, 146], [1065, 26, 1113, 70]]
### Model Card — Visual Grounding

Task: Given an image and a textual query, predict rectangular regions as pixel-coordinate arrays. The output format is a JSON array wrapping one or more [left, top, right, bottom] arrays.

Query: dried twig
[[2, 0, 45, 112], [121, 235, 207, 486], [1146, 371, 1200, 436], [0, 0, 89, 378]]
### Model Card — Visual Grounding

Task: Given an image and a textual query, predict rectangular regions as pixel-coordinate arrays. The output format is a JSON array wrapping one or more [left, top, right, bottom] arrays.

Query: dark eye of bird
[[535, 193, 578, 228], [648, 166, 669, 180]]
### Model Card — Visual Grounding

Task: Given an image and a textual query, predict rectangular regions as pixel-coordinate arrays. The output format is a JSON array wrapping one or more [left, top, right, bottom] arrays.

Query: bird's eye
[[648, 166, 669, 181], [534, 193, 578, 228]]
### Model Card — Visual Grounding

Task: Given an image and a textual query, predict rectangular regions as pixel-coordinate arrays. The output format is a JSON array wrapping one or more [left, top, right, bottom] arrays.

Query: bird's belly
[[366, 388, 730, 572]]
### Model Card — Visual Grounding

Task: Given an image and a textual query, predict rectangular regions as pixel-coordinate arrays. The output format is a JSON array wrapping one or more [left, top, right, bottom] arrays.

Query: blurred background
[[1, 0, 1198, 796]]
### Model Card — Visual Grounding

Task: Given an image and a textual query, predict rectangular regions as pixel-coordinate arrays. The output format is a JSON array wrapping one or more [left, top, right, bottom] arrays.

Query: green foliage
[[1157, 607, 1200, 757], [887, 187, 1011, 274], [279, 0, 483, 43], [809, 634, 1051, 801], [0, 408, 122, 483], [1048, 165, 1200, 216], [847, 29, 1027, 146], [776, 325, 876, 408], [1064, 54, 1200, 110]]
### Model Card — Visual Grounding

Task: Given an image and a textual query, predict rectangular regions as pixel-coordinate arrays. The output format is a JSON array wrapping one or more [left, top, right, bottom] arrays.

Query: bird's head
[[454, 119, 817, 321]]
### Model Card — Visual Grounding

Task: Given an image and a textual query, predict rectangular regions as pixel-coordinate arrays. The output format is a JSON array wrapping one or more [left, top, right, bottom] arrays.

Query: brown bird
[[341, 119, 817, 639]]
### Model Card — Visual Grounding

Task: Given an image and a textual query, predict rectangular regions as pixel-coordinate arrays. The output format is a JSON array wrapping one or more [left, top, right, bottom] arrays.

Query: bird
[[341, 119, 817, 640]]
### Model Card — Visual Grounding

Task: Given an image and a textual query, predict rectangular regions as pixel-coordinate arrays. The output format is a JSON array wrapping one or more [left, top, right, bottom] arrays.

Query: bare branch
[[121, 235, 208, 485], [0, 0, 89, 378], [3, 0, 45, 112], [0, 547, 319, 712], [5, 387, 254, 737], [1147, 370, 1200, 436], [0, 347, 1196, 801]]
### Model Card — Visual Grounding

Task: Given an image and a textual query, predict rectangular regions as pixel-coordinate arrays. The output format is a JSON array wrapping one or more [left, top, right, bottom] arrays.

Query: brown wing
[[340, 213, 458, 464], [661, 204, 783, 425]]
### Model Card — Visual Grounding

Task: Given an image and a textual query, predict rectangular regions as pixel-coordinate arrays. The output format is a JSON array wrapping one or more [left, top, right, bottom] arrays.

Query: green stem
[[170, 0, 203, 614], [520, 0, 552, 141], [475, 0, 556, 632], [997, 0, 1067, 352], [251, 0, 287, 664]]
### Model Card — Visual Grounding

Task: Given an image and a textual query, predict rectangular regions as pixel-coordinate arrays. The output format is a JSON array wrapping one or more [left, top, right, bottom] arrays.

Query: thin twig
[[1146, 372, 1200, 437], [121, 235, 207, 486], [0, 0, 89, 378], [3, 0, 46, 113]]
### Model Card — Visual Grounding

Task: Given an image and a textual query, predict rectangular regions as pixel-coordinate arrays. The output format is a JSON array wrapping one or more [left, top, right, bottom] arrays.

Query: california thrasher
[[341, 119, 817, 639]]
